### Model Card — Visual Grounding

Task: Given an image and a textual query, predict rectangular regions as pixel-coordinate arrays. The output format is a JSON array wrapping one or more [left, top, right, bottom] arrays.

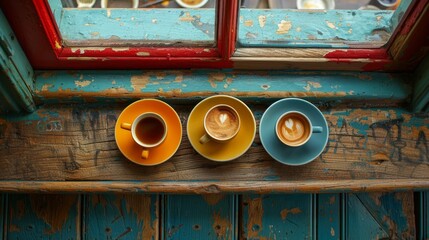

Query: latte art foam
[[277, 112, 311, 146], [205, 107, 239, 139]]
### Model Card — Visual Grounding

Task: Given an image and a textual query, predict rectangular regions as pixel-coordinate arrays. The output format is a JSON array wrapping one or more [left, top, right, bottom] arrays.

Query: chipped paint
[[120, 195, 157, 240], [30, 195, 77, 234], [106, 9, 111, 17], [136, 52, 150, 56], [208, 72, 227, 88], [331, 227, 335, 236], [247, 197, 263, 238], [304, 81, 322, 91], [179, 12, 195, 22], [258, 15, 266, 28], [75, 80, 92, 88], [111, 47, 130, 52], [130, 74, 150, 92], [244, 20, 253, 27], [54, 40, 61, 49], [212, 212, 232, 238], [280, 207, 302, 220], [276, 20, 292, 34], [41, 84, 54, 91], [326, 20, 336, 29]]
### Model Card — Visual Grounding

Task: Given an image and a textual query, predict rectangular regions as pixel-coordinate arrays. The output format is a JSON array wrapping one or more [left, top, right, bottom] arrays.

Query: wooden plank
[[34, 70, 411, 104], [345, 193, 389, 239], [84, 193, 159, 240], [346, 192, 416, 239], [1, 180, 429, 194], [0, 10, 35, 113], [241, 194, 313, 239], [354, 192, 416, 239], [238, 9, 393, 48], [317, 194, 340, 239], [7, 194, 80, 239], [420, 191, 429, 239], [59, 9, 216, 46], [164, 194, 235, 240], [0, 104, 428, 193]]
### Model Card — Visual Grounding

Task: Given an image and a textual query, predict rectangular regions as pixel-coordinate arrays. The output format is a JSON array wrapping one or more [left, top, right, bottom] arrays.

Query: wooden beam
[[0, 104, 428, 192], [34, 70, 412, 104]]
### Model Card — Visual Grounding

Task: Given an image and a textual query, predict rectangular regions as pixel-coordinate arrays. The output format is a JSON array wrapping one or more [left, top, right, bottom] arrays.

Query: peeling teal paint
[[85, 194, 159, 240], [7, 194, 79, 240], [59, 9, 215, 44], [165, 195, 235, 240], [35, 70, 412, 104], [242, 194, 313, 239], [239, 9, 394, 48]]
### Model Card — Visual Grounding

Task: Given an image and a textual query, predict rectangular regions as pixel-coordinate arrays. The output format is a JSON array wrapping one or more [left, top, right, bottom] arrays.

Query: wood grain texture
[[7, 194, 80, 240], [317, 194, 340, 239], [84, 193, 159, 240], [241, 194, 313, 239], [345, 192, 416, 239], [238, 9, 393, 48], [164, 194, 235, 240], [59, 9, 215, 46], [1, 103, 428, 184], [34, 71, 411, 104]]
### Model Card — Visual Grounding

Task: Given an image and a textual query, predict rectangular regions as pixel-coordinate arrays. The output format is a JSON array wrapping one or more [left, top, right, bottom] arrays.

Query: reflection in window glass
[[239, 0, 410, 48], [48, 0, 217, 47]]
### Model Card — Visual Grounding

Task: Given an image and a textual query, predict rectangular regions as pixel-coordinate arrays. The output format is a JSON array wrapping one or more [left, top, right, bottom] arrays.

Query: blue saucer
[[259, 98, 329, 166]]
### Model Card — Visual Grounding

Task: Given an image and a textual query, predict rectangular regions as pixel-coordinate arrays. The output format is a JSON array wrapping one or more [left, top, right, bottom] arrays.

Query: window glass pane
[[238, 0, 412, 48], [48, 0, 217, 47]]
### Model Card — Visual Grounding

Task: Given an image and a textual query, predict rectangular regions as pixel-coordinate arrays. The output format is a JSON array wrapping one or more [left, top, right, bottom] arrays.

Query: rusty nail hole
[[193, 224, 200, 230], [215, 225, 221, 230], [105, 227, 111, 233], [252, 224, 260, 231]]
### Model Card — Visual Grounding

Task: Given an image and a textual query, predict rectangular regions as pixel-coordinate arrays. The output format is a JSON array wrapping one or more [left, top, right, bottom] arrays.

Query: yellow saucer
[[187, 95, 256, 161], [115, 99, 182, 166]]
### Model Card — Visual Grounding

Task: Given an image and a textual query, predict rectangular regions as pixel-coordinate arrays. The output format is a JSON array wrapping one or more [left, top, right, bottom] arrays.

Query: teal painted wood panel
[[59, 9, 215, 45], [84, 193, 159, 240], [345, 193, 388, 239], [317, 194, 340, 240], [35, 70, 411, 104], [346, 192, 416, 239], [238, 9, 393, 48], [7, 194, 80, 240], [164, 194, 235, 240], [241, 194, 312, 239], [0, 10, 35, 113]]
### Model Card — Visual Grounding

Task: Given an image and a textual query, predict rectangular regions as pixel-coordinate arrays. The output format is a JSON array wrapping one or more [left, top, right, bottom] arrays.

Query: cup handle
[[142, 149, 149, 159], [199, 134, 211, 144], [312, 126, 323, 133], [121, 122, 132, 130]]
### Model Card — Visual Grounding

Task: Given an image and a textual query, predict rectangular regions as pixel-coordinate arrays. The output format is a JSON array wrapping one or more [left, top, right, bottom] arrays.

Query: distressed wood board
[[0, 103, 428, 192]]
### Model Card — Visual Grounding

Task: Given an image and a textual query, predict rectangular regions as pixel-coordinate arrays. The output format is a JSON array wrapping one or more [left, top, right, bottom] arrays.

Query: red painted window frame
[[1, 0, 428, 70]]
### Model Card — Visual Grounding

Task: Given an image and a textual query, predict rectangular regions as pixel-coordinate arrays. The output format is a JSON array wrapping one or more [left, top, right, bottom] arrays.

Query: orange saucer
[[115, 99, 182, 166]]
